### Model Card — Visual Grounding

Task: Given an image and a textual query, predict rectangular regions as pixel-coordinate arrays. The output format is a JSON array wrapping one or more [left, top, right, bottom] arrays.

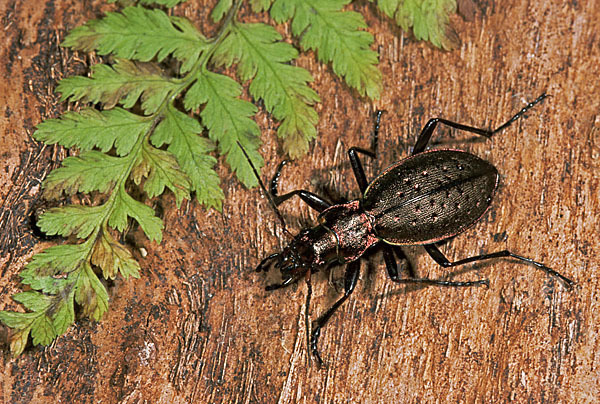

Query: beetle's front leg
[[348, 110, 384, 193], [269, 160, 332, 213]]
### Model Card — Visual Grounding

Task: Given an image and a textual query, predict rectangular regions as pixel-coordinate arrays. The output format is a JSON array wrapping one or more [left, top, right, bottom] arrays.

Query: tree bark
[[1, 1, 598, 403]]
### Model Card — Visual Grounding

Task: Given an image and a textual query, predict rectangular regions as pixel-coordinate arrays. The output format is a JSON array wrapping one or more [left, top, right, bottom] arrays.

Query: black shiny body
[[364, 149, 498, 245], [252, 94, 574, 367], [268, 150, 498, 285]]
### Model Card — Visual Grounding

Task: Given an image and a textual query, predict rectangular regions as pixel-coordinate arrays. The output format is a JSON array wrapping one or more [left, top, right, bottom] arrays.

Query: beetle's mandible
[[243, 93, 574, 367]]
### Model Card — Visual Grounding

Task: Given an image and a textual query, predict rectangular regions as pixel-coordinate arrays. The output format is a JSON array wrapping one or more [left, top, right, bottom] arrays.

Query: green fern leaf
[[11, 290, 75, 341], [271, 0, 381, 100], [18, 272, 69, 295], [51, 292, 76, 335], [91, 230, 141, 280], [213, 22, 320, 158], [35, 108, 151, 156], [211, 0, 233, 22], [62, 6, 208, 67], [133, 140, 191, 206], [30, 314, 57, 346], [152, 105, 223, 210], [250, 0, 274, 12], [42, 151, 129, 199], [0, 312, 34, 355], [185, 70, 263, 187], [24, 243, 90, 277], [109, 187, 164, 242], [37, 205, 105, 239], [75, 263, 109, 321], [10, 328, 31, 357], [12, 292, 53, 312], [57, 60, 179, 114], [376, 0, 399, 16], [375, 0, 459, 49], [0, 311, 37, 331], [0, 272, 76, 353]]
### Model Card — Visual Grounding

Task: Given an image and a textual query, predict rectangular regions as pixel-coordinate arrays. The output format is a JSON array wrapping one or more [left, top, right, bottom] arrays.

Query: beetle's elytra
[[363, 149, 498, 245], [245, 93, 574, 367]]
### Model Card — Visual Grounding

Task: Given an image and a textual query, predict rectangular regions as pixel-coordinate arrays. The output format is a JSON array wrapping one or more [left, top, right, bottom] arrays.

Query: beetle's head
[[256, 229, 314, 290]]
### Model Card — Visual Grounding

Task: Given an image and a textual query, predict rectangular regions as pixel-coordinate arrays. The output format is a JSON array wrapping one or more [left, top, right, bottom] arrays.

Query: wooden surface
[[1, 1, 598, 403]]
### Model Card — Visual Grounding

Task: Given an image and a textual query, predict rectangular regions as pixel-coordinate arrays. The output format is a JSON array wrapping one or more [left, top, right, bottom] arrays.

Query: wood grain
[[1, 1, 598, 403]]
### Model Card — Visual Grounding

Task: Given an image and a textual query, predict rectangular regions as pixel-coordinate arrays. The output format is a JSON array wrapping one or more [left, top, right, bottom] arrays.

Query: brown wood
[[1, 0, 598, 403]]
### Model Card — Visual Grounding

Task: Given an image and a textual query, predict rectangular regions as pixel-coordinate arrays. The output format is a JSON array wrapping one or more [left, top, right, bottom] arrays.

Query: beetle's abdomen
[[362, 150, 499, 245]]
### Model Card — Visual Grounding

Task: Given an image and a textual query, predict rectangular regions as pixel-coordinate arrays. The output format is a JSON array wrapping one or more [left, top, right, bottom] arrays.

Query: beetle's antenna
[[304, 272, 313, 367], [237, 142, 289, 233]]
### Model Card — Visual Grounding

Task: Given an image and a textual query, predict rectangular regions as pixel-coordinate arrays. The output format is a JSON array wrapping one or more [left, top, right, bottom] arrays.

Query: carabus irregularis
[[244, 93, 574, 367]]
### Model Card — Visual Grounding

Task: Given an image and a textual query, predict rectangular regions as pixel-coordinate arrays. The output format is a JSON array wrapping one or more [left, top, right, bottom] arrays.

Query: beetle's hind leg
[[424, 244, 574, 289], [412, 93, 548, 155], [384, 245, 488, 287]]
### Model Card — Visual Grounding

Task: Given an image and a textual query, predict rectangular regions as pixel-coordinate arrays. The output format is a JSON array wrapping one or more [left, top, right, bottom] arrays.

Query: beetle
[[245, 93, 574, 366]]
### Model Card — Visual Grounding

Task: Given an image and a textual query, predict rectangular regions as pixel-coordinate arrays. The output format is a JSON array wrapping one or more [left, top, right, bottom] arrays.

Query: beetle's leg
[[348, 147, 375, 193], [265, 276, 297, 291], [273, 190, 331, 213], [412, 94, 548, 155], [311, 260, 361, 367], [385, 245, 488, 287], [256, 253, 280, 272], [348, 110, 385, 193], [269, 160, 332, 212], [424, 244, 574, 289], [382, 245, 416, 278]]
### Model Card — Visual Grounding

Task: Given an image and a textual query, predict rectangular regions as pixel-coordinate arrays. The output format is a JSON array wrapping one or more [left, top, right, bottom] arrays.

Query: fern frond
[[57, 60, 179, 114], [375, 0, 460, 49], [152, 105, 224, 210], [213, 22, 320, 158], [35, 108, 151, 156], [62, 6, 208, 66], [271, 0, 382, 99], [185, 70, 263, 187]]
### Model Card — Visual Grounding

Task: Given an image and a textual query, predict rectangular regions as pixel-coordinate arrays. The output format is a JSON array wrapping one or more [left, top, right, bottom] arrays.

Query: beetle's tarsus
[[311, 328, 325, 368]]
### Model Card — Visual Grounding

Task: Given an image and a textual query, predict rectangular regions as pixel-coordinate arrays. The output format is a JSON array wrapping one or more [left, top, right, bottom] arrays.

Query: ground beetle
[[243, 93, 574, 367]]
